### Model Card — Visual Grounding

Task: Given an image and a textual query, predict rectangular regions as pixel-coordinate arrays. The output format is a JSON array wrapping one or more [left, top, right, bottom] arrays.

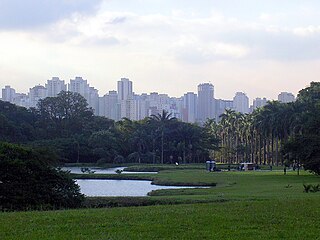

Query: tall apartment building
[[170, 97, 183, 120], [278, 92, 295, 103], [117, 78, 133, 119], [1, 85, 16, 102], [117, 78, 133, 101], [253, 97, 268, 110], [13, 93, 29, 108], [68, 77, 99, 113], [215, 99, 233, 121], [68, 77, 90, 101], [233, 92, 249, 113], [45, 77, 67, 97], [29, 85, 47, 108], [183, 92, 197, 123], [197, 83, 215, 123], [89, 87, 99, 115], [99, 91, 120, 121]]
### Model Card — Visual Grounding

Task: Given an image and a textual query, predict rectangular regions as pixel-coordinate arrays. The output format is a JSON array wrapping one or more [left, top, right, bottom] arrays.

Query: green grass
[[1, 170, 320, 239], [123, 163, 204, 172]]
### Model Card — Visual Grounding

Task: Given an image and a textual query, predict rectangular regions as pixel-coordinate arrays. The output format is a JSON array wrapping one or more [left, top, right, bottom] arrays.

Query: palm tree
[[219, 109, 237, 163], [149, 110, 177, 164]]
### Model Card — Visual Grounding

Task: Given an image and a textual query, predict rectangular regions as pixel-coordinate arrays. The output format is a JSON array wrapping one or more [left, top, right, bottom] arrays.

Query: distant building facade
[[29, 85, 47, 108], [233, 92, 249, 113], [1, 85, 16, 102], [278, 92, 295, 103], [45, 77, 67, 97], [253, 97, 268, 110], [197, 83, 215, 123], [183, 92, 197, 123]]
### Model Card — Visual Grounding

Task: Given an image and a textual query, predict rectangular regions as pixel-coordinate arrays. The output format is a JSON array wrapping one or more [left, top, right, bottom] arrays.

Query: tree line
[[0, 82, 319, 174], [0, 91, 218, 164], [205, 82, 320, 174]]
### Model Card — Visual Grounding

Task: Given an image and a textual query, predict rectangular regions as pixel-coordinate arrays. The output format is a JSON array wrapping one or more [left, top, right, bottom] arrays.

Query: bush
[[0, 142, 84, 211], [303, 183, 320, 193]]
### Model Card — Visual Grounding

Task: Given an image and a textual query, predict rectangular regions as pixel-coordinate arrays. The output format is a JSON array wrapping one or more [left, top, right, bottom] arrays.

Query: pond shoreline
[[71, 173, 216, 187]]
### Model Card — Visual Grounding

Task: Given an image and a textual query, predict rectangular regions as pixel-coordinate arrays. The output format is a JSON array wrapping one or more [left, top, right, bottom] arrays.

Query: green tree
[[149, 110, 177, 164], [0, 142, 84, 211], [37, 91, 93, 137]]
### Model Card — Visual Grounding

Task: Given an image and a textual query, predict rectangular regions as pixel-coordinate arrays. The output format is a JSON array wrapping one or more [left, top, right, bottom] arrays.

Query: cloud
[[173, 38, 249, 64], [293, 25, 320, 37], [0, 0, 103, 30]]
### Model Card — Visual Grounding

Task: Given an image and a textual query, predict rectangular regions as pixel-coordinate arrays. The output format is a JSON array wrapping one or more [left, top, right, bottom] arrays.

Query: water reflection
[[76, 179, 199, 197]]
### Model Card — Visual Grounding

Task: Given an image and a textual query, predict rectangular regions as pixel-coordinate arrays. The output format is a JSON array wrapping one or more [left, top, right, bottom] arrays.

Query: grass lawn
[[1, 169, 319, 239]]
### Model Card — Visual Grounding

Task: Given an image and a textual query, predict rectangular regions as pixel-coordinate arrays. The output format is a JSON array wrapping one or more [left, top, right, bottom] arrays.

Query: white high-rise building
[[89, 87, 99, 115], [170, 97, 183, 120], [45, 77, 67, 97], [29, 85, 47, 108], [117, 78, 133, 101], [68, 77, 90, 101], [99, 91, 120, 120], [233, 92, 249, 113], [278, 92, 295, 103], [197, 83, 215, 123], [215, 99, 233, 121], [183, 92, 197, 123], [253, 97, 268, 110], [1, 85, 16, 103], [13, 93, 29, 108], [117, 78, 133, 119]]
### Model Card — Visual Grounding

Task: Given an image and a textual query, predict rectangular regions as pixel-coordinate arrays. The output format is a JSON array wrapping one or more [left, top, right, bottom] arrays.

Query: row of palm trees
[[207, 101, 300, 165]]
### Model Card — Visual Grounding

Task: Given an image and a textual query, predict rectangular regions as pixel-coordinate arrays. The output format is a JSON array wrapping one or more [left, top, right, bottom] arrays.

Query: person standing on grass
[[284, 166, 287, 175]]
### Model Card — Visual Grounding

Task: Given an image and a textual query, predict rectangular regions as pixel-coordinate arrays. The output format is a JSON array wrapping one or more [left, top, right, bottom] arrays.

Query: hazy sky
[[1, 0, 320, 101]]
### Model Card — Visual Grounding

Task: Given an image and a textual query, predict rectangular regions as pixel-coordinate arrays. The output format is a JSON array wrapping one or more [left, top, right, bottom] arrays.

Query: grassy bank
[[1, 198, 319, 239], [1, 170, 319, 239]]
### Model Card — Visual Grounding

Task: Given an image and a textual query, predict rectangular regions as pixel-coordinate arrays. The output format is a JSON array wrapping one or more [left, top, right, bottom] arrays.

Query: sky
[[0, 0, 320, 102]]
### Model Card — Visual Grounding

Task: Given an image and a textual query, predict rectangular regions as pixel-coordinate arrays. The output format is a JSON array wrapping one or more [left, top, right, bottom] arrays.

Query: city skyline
[[1, 1, 320, 100], [1, 75, 297, 104], [1, 77, 296, 124]]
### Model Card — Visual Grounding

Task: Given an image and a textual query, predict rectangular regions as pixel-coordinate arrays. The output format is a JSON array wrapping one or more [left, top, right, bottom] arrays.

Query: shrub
[[303, 183, 320, 193], [0, 142, 84, 211]]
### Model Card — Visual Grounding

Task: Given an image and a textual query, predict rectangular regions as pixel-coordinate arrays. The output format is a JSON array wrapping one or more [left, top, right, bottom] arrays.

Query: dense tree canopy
[[1, 83, 319, 173], [0, 142, 84, 211], [207, 82, 320, 174], [0, 94, 218, 164]]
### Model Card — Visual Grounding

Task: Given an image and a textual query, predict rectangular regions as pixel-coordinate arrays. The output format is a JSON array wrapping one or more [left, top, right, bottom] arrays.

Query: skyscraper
[[117, 78, 133, 101], [117, 78, 133, 119], [99, 91, 120, 121], [29, 85, 47, 107], [183, 92, 197, 123], [1, 85, 16, 103], [197, 83, 214, 123], [233, 92, 249, 113], [278, 92, 295, 103], [68, 77, 90, 101], [45, 77, 66, 97], [215, 99, 233, 121], [89, 87, 99, 115], [253, 97, 267, 110]]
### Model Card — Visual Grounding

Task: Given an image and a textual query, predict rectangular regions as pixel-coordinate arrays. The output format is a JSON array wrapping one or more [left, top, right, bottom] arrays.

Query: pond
[[76, 179, 202, 197], [62, 167, 157, 174]]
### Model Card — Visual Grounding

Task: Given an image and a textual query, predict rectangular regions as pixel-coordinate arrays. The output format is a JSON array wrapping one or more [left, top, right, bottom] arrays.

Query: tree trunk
[[275, 135, 279, 166], [161, 130, 164, 164]]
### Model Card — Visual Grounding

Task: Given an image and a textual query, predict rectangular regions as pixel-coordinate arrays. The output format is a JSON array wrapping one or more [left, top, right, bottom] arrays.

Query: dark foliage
[[0, 142, 84, 211]]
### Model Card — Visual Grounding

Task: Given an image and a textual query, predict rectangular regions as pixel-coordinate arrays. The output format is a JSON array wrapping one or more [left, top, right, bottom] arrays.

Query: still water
[[76, 179, 199, 197]]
